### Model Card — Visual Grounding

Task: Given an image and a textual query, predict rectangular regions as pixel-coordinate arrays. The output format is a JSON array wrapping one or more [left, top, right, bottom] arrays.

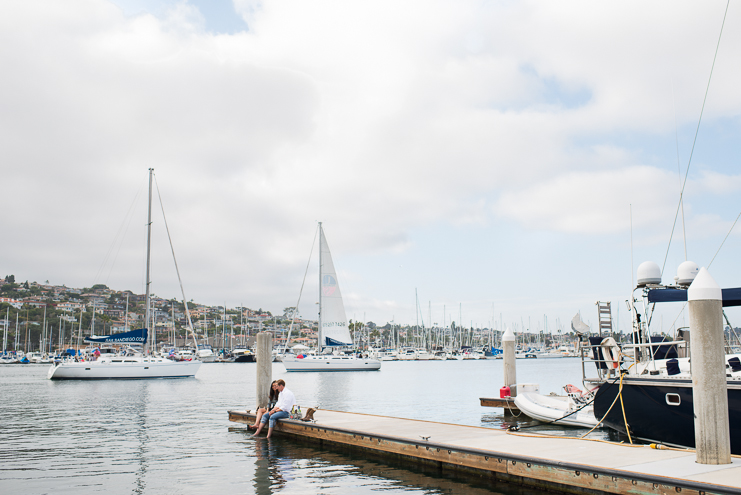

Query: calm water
[[0, 358, 610, 494]]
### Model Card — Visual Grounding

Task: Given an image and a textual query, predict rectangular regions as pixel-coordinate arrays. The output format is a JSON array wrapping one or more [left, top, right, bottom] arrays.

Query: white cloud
[[1, 0, 740, 324], [494, 166, 678, 234], [694, 170, 741, 195]]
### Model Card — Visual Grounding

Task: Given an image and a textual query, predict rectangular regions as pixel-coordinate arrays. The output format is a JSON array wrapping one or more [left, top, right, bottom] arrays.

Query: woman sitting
[[249, 381, 278, 430]]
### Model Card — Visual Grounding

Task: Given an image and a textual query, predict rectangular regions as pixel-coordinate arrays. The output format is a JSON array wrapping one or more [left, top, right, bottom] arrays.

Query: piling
[[688, 267, 731, 465], [502, 327, 516, 396], [256, 331, 272, 409]]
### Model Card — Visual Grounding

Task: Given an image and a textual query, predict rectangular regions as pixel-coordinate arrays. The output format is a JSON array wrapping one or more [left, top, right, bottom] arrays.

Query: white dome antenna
[[637, 261, 661, 287], [677, 261, 700, 286]]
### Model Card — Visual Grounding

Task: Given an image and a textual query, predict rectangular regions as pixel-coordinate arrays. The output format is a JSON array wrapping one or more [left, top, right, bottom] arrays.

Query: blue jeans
[[261, 410, 289, 428]]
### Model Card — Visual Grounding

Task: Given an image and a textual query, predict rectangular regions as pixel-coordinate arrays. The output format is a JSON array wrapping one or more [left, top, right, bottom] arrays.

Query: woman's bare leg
[[250, 408, 267, 429]]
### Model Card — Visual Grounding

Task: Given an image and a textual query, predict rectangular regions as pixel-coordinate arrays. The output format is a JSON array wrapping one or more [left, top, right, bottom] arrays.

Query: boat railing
[[578, 336, 632, 383], [579, 336, 689, 383]]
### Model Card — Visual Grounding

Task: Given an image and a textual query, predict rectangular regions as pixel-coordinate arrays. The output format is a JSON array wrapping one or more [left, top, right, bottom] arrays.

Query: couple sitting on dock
[[250, 379, 314, 438]]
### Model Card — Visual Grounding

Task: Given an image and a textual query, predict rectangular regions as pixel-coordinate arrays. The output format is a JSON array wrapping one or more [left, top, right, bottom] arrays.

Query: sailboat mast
[[144, 168, 153, 354], [318, 222, 323, 350], [318, 222, 324, 349]]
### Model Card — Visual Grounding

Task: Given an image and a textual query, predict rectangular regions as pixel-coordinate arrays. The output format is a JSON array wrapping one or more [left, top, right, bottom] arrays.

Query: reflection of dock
[[229, 409, 741, 495], [479, 396, 520, 413]]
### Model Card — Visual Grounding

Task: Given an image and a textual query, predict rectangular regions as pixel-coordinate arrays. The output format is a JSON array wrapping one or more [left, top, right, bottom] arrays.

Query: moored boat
[[514, 384, 599, 428], [282, 223, 380, 372], [587, 261, 741, 453], [48, 169, 201, 380]]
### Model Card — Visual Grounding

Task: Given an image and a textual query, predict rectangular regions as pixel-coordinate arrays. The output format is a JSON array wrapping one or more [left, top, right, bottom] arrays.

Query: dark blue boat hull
[[593, 377, 741, 454]]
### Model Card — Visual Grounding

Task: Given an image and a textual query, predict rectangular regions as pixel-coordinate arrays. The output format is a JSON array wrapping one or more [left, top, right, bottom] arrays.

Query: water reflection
[[253, 438, 286, 495], [134, 382, 150, 495], [2, 362, 623, 494], [234, 427, 548, 495]]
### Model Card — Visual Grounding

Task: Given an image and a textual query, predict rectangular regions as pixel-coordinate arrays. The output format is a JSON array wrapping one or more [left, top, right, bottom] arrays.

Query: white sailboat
[[283, 223, 381, 372], [48, 169, 201, 380]]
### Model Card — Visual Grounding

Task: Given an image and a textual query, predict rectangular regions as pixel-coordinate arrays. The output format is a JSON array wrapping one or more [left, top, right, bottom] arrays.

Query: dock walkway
[[229, 409, 741, 495]]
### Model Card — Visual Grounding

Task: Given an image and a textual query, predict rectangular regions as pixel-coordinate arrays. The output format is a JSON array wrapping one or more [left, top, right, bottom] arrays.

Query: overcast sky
[[2, 0, 740, 334]]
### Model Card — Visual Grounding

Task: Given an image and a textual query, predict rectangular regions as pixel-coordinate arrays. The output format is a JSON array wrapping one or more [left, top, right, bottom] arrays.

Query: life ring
[[600, 337, 620, 369]]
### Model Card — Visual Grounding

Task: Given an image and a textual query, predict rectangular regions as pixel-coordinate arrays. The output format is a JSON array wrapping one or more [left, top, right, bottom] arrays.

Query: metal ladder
[[596, 301, 612, 337]]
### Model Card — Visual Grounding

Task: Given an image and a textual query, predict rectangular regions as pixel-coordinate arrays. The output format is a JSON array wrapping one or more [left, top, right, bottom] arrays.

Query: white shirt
[[275, 387, 296, 412]]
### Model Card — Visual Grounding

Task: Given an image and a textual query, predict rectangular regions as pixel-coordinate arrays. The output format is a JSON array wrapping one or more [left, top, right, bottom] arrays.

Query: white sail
[[319, 224, 353, 347]]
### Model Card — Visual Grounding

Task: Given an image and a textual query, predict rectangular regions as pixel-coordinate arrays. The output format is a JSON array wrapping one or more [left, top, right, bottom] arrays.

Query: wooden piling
[[502, 327, 516, 396], [256, 331, 272, 409]]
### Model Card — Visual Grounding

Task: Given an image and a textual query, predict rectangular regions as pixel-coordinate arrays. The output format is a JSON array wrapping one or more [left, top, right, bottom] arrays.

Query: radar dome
[[677, 261, 700, 286], [637, 261, 661, 287]]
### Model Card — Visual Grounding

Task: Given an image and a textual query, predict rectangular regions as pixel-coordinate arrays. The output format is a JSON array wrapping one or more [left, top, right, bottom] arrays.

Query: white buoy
[[256, 332, 273, 409], [688, 268, 731, 465], [502, 327, 516, 397]]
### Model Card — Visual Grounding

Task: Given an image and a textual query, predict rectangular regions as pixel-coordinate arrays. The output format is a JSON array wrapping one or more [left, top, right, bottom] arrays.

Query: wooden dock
[[228, 408, 741, 495], [479, 396, 520, 412]]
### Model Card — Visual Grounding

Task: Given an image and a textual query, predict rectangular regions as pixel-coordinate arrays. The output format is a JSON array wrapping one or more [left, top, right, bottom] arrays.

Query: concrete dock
[[228, 408, 741, 495]]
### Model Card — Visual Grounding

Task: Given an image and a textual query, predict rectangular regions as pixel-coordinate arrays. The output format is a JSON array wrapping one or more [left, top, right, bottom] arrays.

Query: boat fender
[[600, 337, 620, 369], [500, 386, 511, 398]]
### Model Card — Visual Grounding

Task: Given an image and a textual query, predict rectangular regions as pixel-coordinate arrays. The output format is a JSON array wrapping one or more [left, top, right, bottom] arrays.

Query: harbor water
[[0, 358, 612, 494]]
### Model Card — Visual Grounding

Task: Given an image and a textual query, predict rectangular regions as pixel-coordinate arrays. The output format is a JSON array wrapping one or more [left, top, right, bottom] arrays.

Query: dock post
[[256, 331, 273, 409], [503, 327, 516, 396], [688, 268, 731, 465]]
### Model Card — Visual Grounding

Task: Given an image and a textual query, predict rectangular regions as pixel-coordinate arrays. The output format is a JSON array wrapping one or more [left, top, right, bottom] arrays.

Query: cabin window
[[124, 360, 137, 363], [112, 360, 123, 363], [666, 393, 681, 406]]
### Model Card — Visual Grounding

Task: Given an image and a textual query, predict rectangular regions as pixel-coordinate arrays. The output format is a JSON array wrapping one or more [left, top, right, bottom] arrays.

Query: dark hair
[[276, 379, 286, 387], [269, 380, 279, 401]]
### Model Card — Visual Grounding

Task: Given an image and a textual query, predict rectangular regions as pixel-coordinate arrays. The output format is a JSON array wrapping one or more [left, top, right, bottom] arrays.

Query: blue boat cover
[[324, 336, 351, 347], [647, 287, 741, 307], [84, 328, 148, 344]]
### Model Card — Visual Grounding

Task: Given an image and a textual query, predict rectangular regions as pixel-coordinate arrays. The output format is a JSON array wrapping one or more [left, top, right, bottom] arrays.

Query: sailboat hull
[[48, 358, 201, 379], [593, 376, 741, 453], [282, 354, 381, 372]]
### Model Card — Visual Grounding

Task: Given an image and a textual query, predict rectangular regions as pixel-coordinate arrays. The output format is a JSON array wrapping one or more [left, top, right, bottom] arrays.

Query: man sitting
[[253, 379, 296, 439]]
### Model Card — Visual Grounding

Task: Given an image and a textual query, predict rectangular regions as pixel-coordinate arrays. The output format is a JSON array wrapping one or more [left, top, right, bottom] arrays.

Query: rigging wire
[[282, 224, 319, 354], [671, 79, 687, 261], [93, 188, 142, 285], [660, 0, 731, 276], [105, 190, 142, 286], [708, 207, 741, 268], [152, 173, 199, 351]]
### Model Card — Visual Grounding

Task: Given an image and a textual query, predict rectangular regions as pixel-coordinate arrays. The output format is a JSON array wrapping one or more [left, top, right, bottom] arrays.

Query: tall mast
[[3, 307, 8, 353], [144, 168, 153, 354], [318, 222, 323, 350]]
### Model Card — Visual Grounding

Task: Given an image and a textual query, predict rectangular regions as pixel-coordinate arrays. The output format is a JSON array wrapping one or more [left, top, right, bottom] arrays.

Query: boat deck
[[228, 408, 741, 495]]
